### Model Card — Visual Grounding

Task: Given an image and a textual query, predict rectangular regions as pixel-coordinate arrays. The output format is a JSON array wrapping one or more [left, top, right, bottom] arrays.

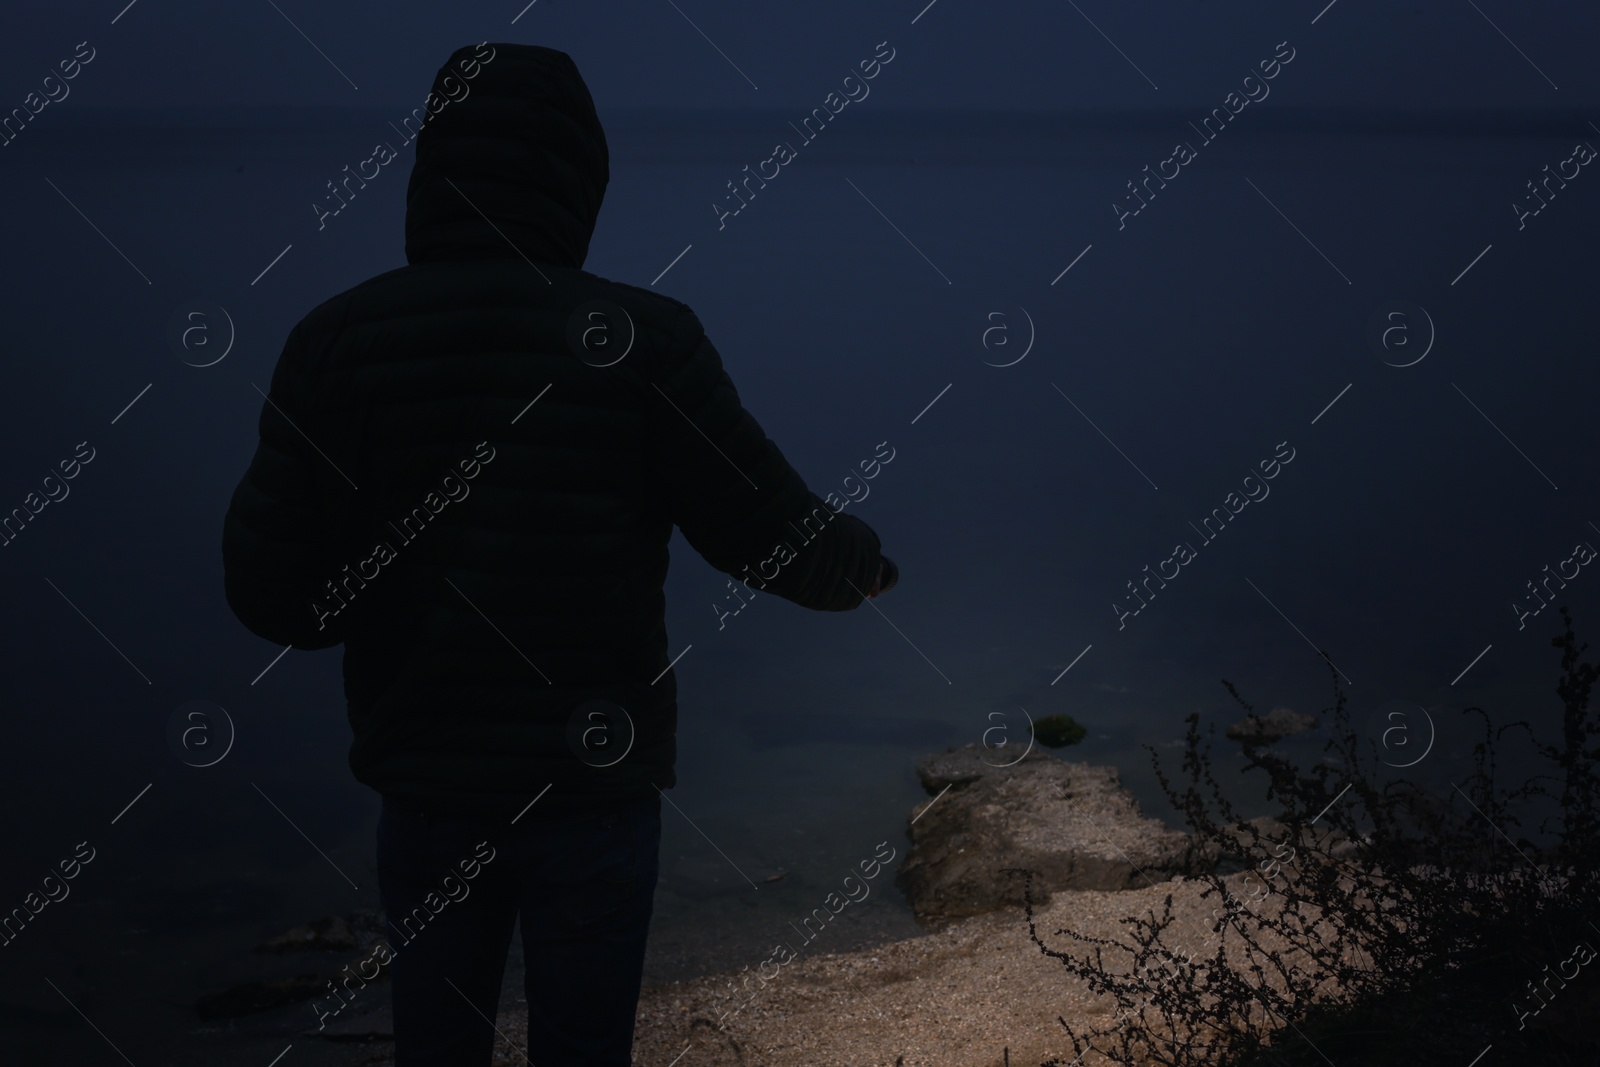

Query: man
[[221, 42, 895, 1067]]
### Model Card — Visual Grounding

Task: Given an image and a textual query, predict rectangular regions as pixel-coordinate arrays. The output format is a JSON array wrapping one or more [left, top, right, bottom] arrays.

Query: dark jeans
[[375, 793, 661, 1066]]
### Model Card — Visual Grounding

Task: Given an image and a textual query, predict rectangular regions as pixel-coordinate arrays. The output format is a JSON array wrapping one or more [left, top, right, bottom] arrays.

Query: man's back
[[220, 43, 886, 824]]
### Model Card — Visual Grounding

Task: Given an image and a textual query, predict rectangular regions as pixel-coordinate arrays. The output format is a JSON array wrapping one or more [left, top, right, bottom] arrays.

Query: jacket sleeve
[[647, 305, 884, 612], [221, 322, 349, 650]]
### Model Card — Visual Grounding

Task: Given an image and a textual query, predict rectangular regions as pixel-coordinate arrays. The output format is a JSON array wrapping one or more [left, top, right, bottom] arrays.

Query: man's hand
[[866, 555, 898, 598]]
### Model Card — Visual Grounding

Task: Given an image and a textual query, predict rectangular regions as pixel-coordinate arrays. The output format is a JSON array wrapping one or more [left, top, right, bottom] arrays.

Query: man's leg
[[517, 795, 662, 1066], [376, 798, 519, 1066]]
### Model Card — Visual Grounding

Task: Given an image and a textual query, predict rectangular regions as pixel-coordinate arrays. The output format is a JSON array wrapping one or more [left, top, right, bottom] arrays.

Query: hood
[[404, 43, 609, 270]]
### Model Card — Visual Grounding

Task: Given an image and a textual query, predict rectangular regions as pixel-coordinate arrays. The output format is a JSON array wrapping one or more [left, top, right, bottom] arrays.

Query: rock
[[1031, 714, 1086, 748], [914, 740, 1051, 793], [896, 743, 1196, 926], [194, 974, 324, 1019], [1226, 706, 1318, 742], [191, 910, 398, 1024], [253, 914, 358, 954], [313, 1004, 394, 1041]]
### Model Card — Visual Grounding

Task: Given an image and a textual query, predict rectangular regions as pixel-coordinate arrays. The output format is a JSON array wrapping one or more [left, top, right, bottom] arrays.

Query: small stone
[[254, 914, 359, 954]]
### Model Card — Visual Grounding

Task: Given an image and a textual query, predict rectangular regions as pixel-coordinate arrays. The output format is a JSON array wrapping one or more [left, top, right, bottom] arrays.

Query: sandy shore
[[441, 871, 1267, 1067]]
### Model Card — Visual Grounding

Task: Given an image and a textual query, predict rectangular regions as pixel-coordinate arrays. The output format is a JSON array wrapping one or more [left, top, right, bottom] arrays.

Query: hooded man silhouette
[[223, 43, 893, 1066]]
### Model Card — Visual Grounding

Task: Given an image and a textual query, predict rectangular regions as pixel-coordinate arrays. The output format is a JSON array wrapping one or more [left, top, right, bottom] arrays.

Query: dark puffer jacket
[[221, 43, 886, 821]]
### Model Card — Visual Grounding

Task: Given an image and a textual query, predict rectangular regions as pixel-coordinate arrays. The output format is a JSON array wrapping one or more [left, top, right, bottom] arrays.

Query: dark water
[[2, 109, 1598, 1062]]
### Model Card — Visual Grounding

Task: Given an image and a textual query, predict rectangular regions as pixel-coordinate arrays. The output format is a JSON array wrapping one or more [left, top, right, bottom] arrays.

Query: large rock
[[913, 739, 1055, 792], [895, 742, 1196, 926]]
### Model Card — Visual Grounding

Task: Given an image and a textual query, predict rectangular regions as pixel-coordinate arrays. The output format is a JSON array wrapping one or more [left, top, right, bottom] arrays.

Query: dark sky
[[3, 0, 1596, 114]]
